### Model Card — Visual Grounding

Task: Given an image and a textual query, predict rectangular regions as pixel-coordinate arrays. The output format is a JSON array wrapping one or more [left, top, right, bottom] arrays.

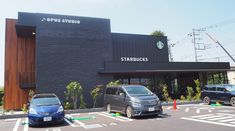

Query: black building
[[4, 12, 230, 109]]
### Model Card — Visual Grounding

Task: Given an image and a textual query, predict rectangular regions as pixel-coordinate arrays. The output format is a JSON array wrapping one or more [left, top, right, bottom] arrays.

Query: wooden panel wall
[[4, 19, 35, 110]]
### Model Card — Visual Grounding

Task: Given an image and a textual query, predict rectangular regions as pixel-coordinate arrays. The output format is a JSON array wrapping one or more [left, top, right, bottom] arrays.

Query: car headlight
[[132, 102, 142, 107], [57, 106, 64, 113], [29, 108, 38, 115]]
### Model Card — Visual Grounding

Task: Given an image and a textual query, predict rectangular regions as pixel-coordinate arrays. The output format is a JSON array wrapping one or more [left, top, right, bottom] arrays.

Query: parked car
[[201, 84, 235, 106], [28, 93, 65, 126], [104, 85, 162, 118]]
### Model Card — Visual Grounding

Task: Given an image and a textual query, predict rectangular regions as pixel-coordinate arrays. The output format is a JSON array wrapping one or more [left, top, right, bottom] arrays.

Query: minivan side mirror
[[119, 92, 126, 97], [27, 102, 30, 108]]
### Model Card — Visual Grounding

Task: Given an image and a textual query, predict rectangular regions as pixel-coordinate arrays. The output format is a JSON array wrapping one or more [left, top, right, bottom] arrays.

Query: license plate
[[43, 117, 52, 122], [149, 107, 155, 112]]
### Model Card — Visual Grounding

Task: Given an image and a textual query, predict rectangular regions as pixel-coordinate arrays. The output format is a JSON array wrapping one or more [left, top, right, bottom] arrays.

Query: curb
[[0, 108, 105, 119], [161, 100, 202, 106], [0, 101, 201, 119]]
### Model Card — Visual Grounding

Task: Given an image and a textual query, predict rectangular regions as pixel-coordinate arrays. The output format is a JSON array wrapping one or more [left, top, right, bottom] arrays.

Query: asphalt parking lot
[[1, 104, 235, 131]]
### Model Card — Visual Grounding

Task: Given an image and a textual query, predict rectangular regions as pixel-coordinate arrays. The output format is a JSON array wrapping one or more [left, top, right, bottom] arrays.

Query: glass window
[[217, 87, 225, 92], [117, 88, 125, 96], [124, 86, 153, 95], [208, 87, 216, 91], [130, 78, 140, 85], [106, 87, 118, 95], [224, 85, 235, 91], [31, 97, 60, 106]]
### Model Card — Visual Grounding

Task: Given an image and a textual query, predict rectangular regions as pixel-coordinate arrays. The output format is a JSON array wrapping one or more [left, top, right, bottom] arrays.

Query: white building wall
[[228, 71, 235, 84]]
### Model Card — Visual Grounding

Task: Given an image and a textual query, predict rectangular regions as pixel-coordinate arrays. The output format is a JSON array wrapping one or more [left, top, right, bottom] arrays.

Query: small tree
[[65, 81, 83, 109], [28, 89, 35, 101], [186, 86, 194, 101], [151, 30, 165, 36], [162, 84, 172, 102], [90, 85, 104, 108], [193, 79, 201, 100]]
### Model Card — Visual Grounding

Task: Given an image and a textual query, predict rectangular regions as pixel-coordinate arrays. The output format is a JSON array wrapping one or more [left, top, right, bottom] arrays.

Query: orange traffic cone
[[173, 99, 177, 110]]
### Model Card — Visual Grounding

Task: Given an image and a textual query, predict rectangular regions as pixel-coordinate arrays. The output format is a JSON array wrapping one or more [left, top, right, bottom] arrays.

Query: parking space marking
[[181, 117, 235, 128], [64, 118, 78, 127], [70, 113, 80, 116], [191, 114, 214, 118], [101, 112, 134, 121], [4, 118, 17, 122], [13, 118, 21, 131], [196, 109, 200, 114], [96, 112, 126, 122], [208, 116, 233, 121], [219, 118, 235, 122], [185, 108, 189, 112], [197, 115, 224, 120], [181, 113, 235, 128], [24, 118, 28, 131], [115, 115, 133, 121]]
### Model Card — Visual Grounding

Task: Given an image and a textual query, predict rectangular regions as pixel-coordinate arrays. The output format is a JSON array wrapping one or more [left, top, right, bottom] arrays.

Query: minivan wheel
[[107, 104, 111, 113], [203, 96, 211, 105], [230, 97, 235, 107], [126, 106, 133, 118]]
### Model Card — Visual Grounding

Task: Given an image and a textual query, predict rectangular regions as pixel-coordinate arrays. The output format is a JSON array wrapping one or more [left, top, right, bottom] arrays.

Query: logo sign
[[156, 41, 164, 49], [121, 57, 148, 62], [41, 17, 80, 24]]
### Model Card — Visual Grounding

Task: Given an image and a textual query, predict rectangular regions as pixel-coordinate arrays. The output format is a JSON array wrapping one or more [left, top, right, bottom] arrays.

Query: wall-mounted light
[[32, 32, 36, 35]]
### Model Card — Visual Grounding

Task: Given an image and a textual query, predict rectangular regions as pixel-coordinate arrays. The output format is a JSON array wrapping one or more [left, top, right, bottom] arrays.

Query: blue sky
[[0, 0, 235, 86]]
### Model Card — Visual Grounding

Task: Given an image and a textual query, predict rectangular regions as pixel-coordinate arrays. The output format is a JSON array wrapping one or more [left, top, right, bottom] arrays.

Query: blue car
[[28, 93, 65, 126]]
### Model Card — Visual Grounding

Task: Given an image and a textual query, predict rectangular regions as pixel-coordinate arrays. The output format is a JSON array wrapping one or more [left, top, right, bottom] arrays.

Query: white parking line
[[220, 118, 235, 122], [181, 117, 235, 128], [13, 118, 21, 131], [196, 109, 200, 114], [64, 118, 77, 127], [96, 112, 126, 122], [185, 108, 189, 112], [217, 113, 235, 117], [4, 118, 17, 122], [208, 116, 233, 121], [24, 118, 28, 131], [116, 115, 133, 121], [197, 115, 223, 120], [166, 107, 172, 110], [208, 110, 212, 113], [191, 114, 214, 118], [70, 113, 80, 116], [74, 120, 86, 128]]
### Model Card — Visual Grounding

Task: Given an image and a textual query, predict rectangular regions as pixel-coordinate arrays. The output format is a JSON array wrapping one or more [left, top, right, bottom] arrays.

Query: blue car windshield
[[31, 97, 60, 106], [124, 86, 153, 95], [225, 85, 235, 92]]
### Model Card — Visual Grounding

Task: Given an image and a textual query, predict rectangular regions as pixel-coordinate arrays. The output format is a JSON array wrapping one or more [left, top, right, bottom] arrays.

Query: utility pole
[[191, 28, 206, 62], [205, 33, 235, 63], [168, 43, 175, 62]]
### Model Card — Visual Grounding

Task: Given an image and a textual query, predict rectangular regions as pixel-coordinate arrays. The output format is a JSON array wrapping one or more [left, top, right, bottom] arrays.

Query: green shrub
[[180, 95, 186, 101], [162, 84, 172, 102], [106, 80, 121, 87], [0, 88, 4, 106], [64, 81, 86, 109], [193, 79, 201, 100], [90, 85, 104, 108], [186, 86, 194, 101]]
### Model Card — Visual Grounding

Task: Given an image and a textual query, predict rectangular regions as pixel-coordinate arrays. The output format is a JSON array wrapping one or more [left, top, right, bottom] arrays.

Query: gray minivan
[[104, 85, 162, 118]]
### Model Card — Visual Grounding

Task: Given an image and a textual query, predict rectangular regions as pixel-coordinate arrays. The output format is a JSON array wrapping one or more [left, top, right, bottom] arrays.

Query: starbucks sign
[[156, 41, 164, 49]]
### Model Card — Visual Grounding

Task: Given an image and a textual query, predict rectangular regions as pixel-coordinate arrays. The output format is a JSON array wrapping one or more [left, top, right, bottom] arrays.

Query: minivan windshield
[[124, 86, 153, 96], [31, 97, 61, 106], [224, 85, 235, 92]]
